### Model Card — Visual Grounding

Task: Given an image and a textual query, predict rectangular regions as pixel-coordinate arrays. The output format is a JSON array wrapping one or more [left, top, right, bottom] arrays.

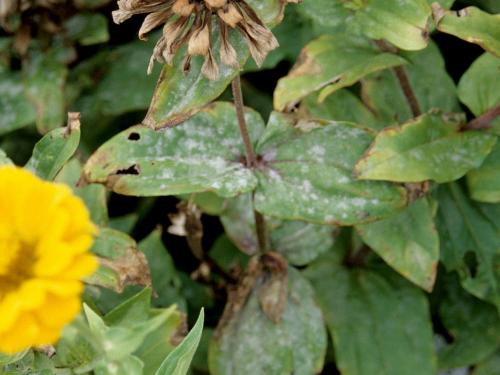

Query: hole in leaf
[[128, 132, 141, 141], [115, 164, 140, 175]]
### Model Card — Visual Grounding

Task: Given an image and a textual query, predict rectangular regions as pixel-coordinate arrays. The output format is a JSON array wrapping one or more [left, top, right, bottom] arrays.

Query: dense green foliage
[[1, 0, 499, 374]]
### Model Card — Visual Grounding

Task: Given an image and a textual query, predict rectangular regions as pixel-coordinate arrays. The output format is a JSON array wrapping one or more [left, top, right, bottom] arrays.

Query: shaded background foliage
[[1, 0, 499, 374]]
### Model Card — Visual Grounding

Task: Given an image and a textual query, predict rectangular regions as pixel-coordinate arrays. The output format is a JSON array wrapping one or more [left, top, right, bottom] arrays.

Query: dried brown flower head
[[112, 0, 281, 80]]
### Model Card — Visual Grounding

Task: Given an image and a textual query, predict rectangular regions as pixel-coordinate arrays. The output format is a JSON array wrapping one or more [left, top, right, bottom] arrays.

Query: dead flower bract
[[113, 0, 283, 80]]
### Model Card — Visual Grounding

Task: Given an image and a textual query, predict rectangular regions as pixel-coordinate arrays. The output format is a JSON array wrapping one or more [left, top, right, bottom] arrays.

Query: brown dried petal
[[205, 0, 227, 8], [217, 3, 242, 28], [188, 22, 210, 56], [139, 9, 172, 40], [202, 49, 219, 80], [172, 0, 195, 16], [219, 20, 238, 67]]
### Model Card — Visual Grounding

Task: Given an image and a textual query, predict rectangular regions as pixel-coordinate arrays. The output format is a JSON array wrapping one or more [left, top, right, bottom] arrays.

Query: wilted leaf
[[25, 113, 81, 181], [432, 5, 500, 57], [305, 257, 437, 375], [356, 198, 439, 291], [436, 183, 500, 310], [254, 112, 407, 225], [355, 112, 497, 183], [84, 102, 263, 197], [209, 268, 327, 375], [273, 34, 406, 111]]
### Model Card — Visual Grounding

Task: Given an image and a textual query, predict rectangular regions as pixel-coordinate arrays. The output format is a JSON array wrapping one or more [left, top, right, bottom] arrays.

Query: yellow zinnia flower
[[0, 166, 97, 354]]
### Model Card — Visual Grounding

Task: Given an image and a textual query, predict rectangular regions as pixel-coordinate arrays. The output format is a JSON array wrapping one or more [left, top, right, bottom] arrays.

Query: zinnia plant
[[0, 166, 97, 354]]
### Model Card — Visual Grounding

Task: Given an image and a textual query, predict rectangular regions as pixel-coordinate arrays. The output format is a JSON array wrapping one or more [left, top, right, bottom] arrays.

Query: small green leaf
[[84, 102, 263, 198], [432, 5, 500, 56], [356, 198, 439, 291], [143, 30, 249, 128], [273, 34, 406, 111], [65, 12, 109, 46], [467, 141, 500, 203], [355, 112, 497, 183], [436, 183, 500, 311], [0, 72, 36, 135], [295, 0, 351, 29], [254, 112, 407, 225], [458, 53, 500, 133], [473, 351, 500, 375], [209, 269, 327, 375], [155, 308, 204, 375], [305, 259, 437, 375], [23, 50, 67, 133], [25, 120, 81, 181]]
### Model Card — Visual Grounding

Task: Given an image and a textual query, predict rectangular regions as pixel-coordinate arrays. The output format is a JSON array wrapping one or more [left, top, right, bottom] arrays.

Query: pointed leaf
[[356, 198, 439, 291], [273, 34, 406, 111], [305, 259, 437, 375], [254, 112, 407, 225], [355, 112, 497, 183], [432, 5, 500, 57], [84, 102, 263, 197], [155, 308, 204, 375], [25, 118, 81, 181]]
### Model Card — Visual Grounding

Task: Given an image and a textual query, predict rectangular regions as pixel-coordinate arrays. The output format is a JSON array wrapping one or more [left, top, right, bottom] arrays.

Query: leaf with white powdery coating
[[273, 34, 406, 111], [208, 268, 327, 375], [254, 112, 407, 225], [356, 198, 439, 291], [84, 102, 263, 198], [354, 112, 497, 183], [432, 4, 500, 57], [305, 258, 437, 375]]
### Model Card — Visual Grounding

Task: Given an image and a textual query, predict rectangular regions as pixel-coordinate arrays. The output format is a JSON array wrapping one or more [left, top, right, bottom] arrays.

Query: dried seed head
[[113, 0, 282, 80]]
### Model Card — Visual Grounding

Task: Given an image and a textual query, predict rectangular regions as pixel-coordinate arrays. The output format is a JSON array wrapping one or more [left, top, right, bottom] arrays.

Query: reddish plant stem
[[231, 75, 268, 253], [461, 104, 500, 131]]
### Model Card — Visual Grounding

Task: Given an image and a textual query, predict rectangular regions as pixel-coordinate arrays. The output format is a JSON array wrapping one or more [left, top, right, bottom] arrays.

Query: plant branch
[[461, 104, 500, 131], [232, 75, 268, 253], [374, 40, 421, 117]]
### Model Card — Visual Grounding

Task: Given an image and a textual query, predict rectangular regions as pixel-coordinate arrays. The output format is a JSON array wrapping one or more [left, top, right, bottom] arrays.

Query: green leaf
[[56, 158, 108, 226], [0, 72, 36, 135], [143, 30, 249, 128], [155, 308, 204, 375], [361, 41, 461, 126], [305, 259, 437, 375], [473, 351, 500, 375], [458, 52, 500, 133], [84, 102, 263, 198], [273, 34, 406, 111], [351, 0, 431, 51], [468, 141, 500, 202], [356, 198, 439, 291], [0, 148, 13, 166], [254, 112, 407, 225], [432, 5, 500, 56], [87, 228, 151, 292], [25, 120, 81, 181], [209, 269, 327, 375], [138, 229, 186, 308], [301, 90, 384, 130], [436, 183, 500, 310], [355, 112, 497, 183], [65, 12, 109, 46], [23, 50, 67, 133], [295, 0, 351, 29], [437, 274, 500, 370]]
